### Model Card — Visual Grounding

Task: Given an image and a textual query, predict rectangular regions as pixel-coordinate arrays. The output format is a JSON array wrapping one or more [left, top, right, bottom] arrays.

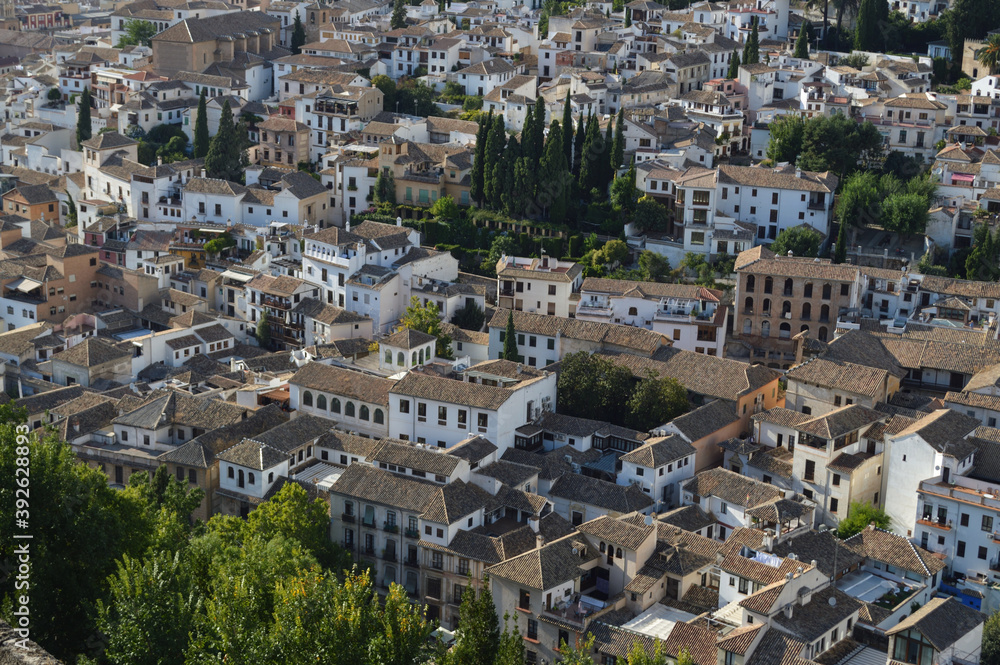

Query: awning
[[7, 276, 43, 293], [220, 270, 253, 282], [952, 173, 975, 183]]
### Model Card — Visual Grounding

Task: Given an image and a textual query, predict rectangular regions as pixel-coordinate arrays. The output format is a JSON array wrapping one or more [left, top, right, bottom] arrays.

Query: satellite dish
[[828, 596, 837, 606]]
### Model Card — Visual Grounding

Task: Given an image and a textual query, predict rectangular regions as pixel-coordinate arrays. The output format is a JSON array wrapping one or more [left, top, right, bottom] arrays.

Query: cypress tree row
[[578, 113, 600, 194], [601, 114, 615, 192], [743, 19, 760, 64], [611, 109, 625, 177], [501, 136, 521, 218], [540, 120, 570, 223], [76, 88, 92, 147], [470, 111, 490, 206], [484, 114, 507, 210]]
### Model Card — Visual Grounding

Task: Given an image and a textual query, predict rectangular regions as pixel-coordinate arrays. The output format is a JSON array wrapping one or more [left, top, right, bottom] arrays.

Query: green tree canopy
[[76, 87, 92, 147], [983, 609, 1000, 665], [391, 0, 407, 29], [837, 502, 891, 538], [501, 310, 521, 362], [256, 310, 271, 349], [430, 194, 460, 220], [557, 352, 634, 424], [449, 578, 501, 665], [117, 19, 157, 47], [204, 99, 248, 182], [631, 196, 670, 232], [765, 115, 805, 164], [193, 89, 210, 159], [770, 225, 823, 258], [452, 300, 485, 330], [401, 296, 453, 358], [880, 193, 930, 236], [626, 371, 689, 431], [290, 11, 307, 55], [794, 21, 811, 59]]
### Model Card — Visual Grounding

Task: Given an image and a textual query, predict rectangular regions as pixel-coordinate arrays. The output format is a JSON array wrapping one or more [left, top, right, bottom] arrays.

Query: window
[[477, 413, 488, 431], [519, 589, 531, 610], [805, 460, 816, 482], [984, 515, 994, 532], [957, 541, 966, 557], [417, 402, 426, 422], [829, 498, 839, 513], [400, 399, 410, 414], [961, 513, 970, 527]]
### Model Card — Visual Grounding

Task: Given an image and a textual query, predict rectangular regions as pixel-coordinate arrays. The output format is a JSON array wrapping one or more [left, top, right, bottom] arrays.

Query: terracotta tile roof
[[785, 357, 888, 399], [489, 308, 666, 355], [291, 362, 396, 406], [683, 467, 780, 508], [885, 597, 984, 650], [843, 525, 946, 576], [486, 535, 600, 589], [717, 624, 765, 655], [549, 473, 655, 513], [793, 404, 885, 439], [577, 514, 655, 551]]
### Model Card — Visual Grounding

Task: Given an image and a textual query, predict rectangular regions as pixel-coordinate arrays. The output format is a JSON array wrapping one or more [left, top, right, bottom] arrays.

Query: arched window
[[616, 547, 623, 559], [800, 325, 810, 334], [397, 352, 404, 365], [384, 350, 391, 365], [820, 304, 830, 322], [762, 298, 771, 315], [237, 469, 244, 487], [764, 277, 773, 294], [600, 542, 606, 553], [822, 283, 832, 300], [360, 405, 370, 421], [317, 394, 327, 410], [743, 318, 752, 334], [819, 326, 829, 342], [802, 302, 811, 320], [374, 409, 384, 424], [331, 398, 341, 414], [783, 278, 793, 296], [628, 306, 638, 316], [779, 322, 791, 339], [268, 472, 274, 483], [227, 466, 234, 478], [248, 472, 255, 485], [419, 348, 425, 364], [761, 321, 771, 337], [746, 275, 755, 292], [782, 301, 791, 317], [303, 390, 313, 407], [411, 351, 417, 365], [345, 401, 355, 417], [804, 282, 813, 298], [744, 296, 753, 313]]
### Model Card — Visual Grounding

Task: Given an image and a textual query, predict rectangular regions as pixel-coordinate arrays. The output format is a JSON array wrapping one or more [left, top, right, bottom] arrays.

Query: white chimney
[[201, 168, 207, 178]]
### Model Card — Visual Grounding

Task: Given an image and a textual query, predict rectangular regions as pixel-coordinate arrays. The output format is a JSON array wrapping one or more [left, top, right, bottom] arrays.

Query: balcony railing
[[362, 517, 377, 527], [363, 545, 377, 556], [404, 557, 420, 568], [382, 549, 397, 562], [384, 523, 399, 533], [917, 517, 952, 530], [342, 513, 355, 523], [430, 560, 443, 570], [404, 527, 420, 539], [341, 540, 355, 550]]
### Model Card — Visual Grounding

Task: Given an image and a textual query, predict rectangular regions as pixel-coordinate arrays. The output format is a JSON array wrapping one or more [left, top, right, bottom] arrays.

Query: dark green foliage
[[794, 22, 811, 58], [373, 74, 396, 111], [117, 19, 156, 47], [727, 49, 740, 78], [374, 169, 396, 206], [770, 225, 823, 257], [391, 0, 407, 29], [500, 136, 521, 218], [76, 87, 92, 147], [452, 300, 486, 330], [611, 109, 624, 175], [394, 78, 441, 117], [631, 196, 669, 232], [610, 159, 638, 214], [401, 296, 453, 358], [742, 19, 759, 64], [204, 100, 248, 182], [484, 114, 507, 210], [837, 502, 892, 538], [66, 192, 77, 226], [501, 310, 521, 362], [854, 0, 881, 51], [573, 112, 586, 176], [290, 11, 307, 55], [556, 352, 634, 424], [256, 310, 271, 349], [946, 0, 1000, 61], [965, 223, 1000, 281], [562, 89, 573, 166], [787, 114, 883, 177], [626, 371, 690, 431], [470, 112, 490, 206], [983, 609, 1000, 665], [193, 89, 210, 159], [46, 87, 61, 102], [765, 114, 805, 164], [880, 193, 929, 236], [540, 120, 571, 223], [449, 579, 501, 665], [833, 221, 847, 264]]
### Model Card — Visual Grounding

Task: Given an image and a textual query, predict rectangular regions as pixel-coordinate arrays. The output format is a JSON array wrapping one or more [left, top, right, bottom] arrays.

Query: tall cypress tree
[[484, 114, 507, 210], [204, 99, 244, 182], [743, 20, 760, 64], [578, 113, 600, 194], [727, 49, 741, 78], [793, 22, 811, 59], [193, 89, 210, 158], [76, 87, 92, 147], [561, 89, 573, 166], [600, 114, 614, 192], [501, 136, 521, 217], [390, 0, 406, 29], [833, 221, 847, 264], [290, 11, 307, 55], [573, 112, 585, 176], [470, 113, 490, 206], [541, 120, 569, 223], [450, 580, 501, 665], [611, 109, 624, 177], [625, 7, 631, 26], [502, 311, 520, 361], [854, 0, 880, 51], [531, 100, 545, 162]]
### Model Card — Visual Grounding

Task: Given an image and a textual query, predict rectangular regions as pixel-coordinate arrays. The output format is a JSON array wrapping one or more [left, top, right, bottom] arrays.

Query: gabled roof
[[486, 535, 598, 590], [885, 597, 984, 650], [843, 525, 947, 576]]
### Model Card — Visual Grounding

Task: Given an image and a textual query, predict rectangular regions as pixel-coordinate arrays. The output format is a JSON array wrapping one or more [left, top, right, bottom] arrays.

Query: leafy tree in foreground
[[204, 100, 247, 182], [982, 610, 1000, 665], [449, 577, 501, 665], [836, 502, 891, 538], [391, 0, 407, 29], [626, 371, 689, 431], [117, 19, 156, 47], [770, 225, 822, 258], [401, 296, 453, 358], [256, 310, 271, 349], [557, 352, 633, 424], [452, 301, 485, 331]]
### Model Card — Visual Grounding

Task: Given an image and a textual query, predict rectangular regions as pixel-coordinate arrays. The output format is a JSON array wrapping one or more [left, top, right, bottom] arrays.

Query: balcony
[[404, 557, 420, 568], [384, 522, 399, 533], [261, 296, 292, 310], [404, 527, 420, 539], [342, 512, 355, 523], [430, 560, 444, 571], [808, 199, 827, 211], [577, 302, 613, 317], [917, 517, 951, 530], [382, 548, 397, 562], [362, 517, 377, 528], [363, 545, 377, 556], [341, 540, 355, 550]]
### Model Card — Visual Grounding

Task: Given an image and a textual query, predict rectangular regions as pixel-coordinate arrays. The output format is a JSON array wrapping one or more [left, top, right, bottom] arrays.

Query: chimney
[[157, 155, 163, 166], [396, 216, 403, 226], [536, 534, 544, 549], [795, 167, 802, 178], [528, 516, 539, 533], [787, 250, 793, 257], [345, 220, 351, 231], [201, 168, 207, 178]]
